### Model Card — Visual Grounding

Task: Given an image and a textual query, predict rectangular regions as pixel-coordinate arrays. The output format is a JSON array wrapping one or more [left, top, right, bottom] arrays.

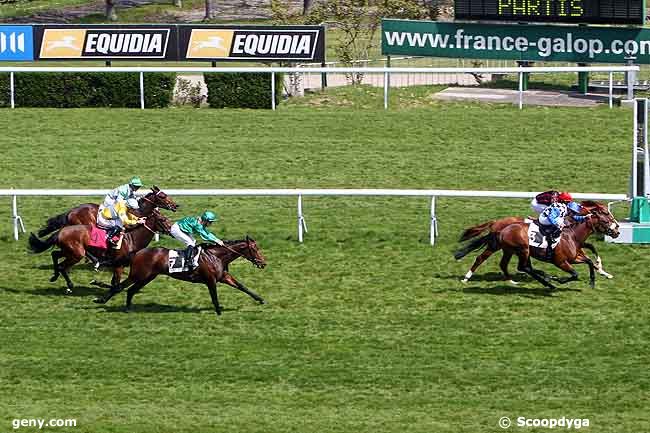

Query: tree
[[105, 0, 117, 21], [204, 0, 214, 20]]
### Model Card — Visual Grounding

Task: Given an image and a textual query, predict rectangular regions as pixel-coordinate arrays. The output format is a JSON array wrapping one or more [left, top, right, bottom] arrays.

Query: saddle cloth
[[88, 225, 108, 249], [527, 221, 561, 250], [168, 247, 201, 273]]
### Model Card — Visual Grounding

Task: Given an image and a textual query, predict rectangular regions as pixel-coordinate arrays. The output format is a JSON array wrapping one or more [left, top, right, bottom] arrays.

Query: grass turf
[[0, 103, 649, 433]]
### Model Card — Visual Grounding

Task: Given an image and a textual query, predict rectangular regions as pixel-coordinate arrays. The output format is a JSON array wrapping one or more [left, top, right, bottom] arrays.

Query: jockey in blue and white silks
[[538, 198, 588, 256]]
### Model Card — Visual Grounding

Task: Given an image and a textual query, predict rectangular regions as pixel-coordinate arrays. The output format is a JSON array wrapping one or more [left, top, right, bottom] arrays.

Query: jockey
[[538, 192, 588, 257], [530, 190, 560, 214], [101, 177, 144, 210], [96, 198, 145, 246], [170, 211, 225, 269]]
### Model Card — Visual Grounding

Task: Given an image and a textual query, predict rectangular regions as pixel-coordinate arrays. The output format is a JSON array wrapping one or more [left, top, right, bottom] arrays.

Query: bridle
[[219, 239, 263, 268]]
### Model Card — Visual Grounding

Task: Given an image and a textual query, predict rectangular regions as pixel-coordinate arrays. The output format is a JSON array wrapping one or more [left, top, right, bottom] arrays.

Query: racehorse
[[457, 201, 616, 280], [93, 237, 267, 316], [454, 201, 620, 290], [28, 209, 172, 295], [37, 185, 178, 237]]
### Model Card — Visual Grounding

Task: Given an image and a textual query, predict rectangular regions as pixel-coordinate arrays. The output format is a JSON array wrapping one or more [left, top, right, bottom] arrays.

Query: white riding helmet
[[126, 198, 140, 210]]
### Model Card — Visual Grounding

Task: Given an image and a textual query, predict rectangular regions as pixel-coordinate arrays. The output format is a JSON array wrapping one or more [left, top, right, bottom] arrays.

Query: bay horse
[[28, 209, 172, 295], [454, 201, 620, 291], [93, 237, 267, 316], [37, 185, 178, 237], [457, 201, 616, 279]]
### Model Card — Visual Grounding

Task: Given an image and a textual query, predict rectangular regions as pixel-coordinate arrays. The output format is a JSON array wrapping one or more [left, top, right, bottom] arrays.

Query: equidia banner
[[382, 19, 650, 64], [10, 24, 325, 62]]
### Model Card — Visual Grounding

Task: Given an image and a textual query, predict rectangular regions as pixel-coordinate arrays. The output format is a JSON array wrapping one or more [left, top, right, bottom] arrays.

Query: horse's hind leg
[[517, 252, 557, 291], [57, 256, 81, 294], [499, 251, 518, 285], [206, 278, 222, 316], [221, 272, 265, 305], [50, 250, 62, 282], [124, 277, 155, 313], [461, 249, 495, 283]]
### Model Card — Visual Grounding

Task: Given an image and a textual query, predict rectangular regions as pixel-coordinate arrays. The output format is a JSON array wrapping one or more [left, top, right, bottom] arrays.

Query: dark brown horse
[[457, 201, 615, 279], [454, 201, 620, 290], [28, 209, 172, 295], [37, 185, 178, 237], [93, 237, 267, 316]]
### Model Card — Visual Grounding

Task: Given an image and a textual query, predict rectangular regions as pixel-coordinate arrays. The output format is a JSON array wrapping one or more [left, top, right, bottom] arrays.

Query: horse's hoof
[[93, 297, 105, 304], [460, 278, 469, 284], [215, 309, 222, 316], [258, 299, 266, 305], [50, 275, 58, 282], [123, 308, 132, 313], [64, 288, 72, 295], [507, 280, 519, 286]]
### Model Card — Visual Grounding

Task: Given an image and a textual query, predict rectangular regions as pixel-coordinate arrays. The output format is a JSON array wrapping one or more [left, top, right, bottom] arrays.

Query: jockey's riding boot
[[545, 235, 554, 259], [185, 245, 196, 269]]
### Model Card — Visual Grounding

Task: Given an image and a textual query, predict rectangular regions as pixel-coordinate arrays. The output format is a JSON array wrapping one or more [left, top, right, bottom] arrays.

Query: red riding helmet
[[558, 192, 573, 203]]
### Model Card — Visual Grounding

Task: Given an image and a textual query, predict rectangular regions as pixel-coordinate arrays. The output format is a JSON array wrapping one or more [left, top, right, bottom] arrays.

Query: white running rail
[[0, 65, 639, 110], [1, 188, 628, 245]]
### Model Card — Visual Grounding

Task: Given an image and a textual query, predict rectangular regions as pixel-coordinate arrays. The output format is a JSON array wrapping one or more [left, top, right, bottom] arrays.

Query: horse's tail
[[458, 220, 494, 242], [28, 232, 58, 254], [454, 232, 496, 260], [37, 212, 68, 237]]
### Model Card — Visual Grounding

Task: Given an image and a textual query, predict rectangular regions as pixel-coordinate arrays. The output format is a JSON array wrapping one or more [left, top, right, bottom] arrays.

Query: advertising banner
[[178, 25, 325, 62], [382, 19, 650, 64]]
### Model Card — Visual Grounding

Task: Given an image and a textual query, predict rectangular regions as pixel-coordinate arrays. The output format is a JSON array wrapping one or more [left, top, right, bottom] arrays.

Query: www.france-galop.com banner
[[382, 19, 650, 64]]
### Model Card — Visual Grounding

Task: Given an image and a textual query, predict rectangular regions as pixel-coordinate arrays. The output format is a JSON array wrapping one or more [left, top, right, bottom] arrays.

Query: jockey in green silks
[[170, 211, 225, 269]]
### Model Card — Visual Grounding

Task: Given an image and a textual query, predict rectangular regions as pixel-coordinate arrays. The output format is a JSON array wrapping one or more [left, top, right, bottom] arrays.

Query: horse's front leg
[[221, 272, 266, 304], [206, 278, 222, 316], [573, 254, 597, 289], [582, 242, 613, 279], [552, 260, 581, 286]]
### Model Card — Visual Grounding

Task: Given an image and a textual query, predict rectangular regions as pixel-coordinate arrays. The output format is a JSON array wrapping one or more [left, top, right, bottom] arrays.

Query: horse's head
[[581, 201, 620, 238], [141, 186, 179, 212], [145, 208, 173, 235], [243, 235, 266, 269]]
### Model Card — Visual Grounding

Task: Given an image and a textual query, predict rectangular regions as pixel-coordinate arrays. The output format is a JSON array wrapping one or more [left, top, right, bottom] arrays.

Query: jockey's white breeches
[[97, 213, 122, 230], [531, 199, 548, 214], [170, 223, 196, 247], [538, 213, 563, 229]]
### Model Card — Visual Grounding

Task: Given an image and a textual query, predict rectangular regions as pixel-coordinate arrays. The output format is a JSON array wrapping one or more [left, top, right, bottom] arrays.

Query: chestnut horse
[[28, 209, 172, 295], [37, 185, 178, 237], [458, 201, 615, 279], [93, 237, 267, 316], [454, 201, 620, 290]]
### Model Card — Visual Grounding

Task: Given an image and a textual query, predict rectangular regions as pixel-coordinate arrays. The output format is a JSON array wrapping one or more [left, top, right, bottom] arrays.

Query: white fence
[[0, 65, 639, 110], [1, 188, 628, 245]]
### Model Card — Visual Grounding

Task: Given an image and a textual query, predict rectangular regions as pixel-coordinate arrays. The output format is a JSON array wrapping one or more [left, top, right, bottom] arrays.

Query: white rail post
[[139, 72, 145, 109], [12, 190, 25, 241], [383, 72, 388, 110], [155, 233, 160, 242], [633, 100, 638, 197], [430, 196, 438, 246], [271, 72, 276, 111], [297, 194, 308, 242], [10, 71, 15, 109], [608, 72, 613, 109], [518, 71, 523, 110]]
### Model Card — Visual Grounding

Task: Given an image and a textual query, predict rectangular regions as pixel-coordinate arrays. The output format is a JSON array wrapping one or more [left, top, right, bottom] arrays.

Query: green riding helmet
[[202, 211, 217, 222], [129, 176, 143, 187]]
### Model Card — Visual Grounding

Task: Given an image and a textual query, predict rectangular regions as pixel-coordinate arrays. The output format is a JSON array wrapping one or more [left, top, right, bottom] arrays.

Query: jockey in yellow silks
[[96, 198, 144, 244]]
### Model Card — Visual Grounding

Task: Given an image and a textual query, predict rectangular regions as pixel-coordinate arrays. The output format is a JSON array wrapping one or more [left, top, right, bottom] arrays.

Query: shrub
[[204, 72, 283, 109], [0, 72, 176, 108]]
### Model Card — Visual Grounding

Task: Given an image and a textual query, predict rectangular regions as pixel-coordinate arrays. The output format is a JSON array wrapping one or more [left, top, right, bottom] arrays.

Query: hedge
[[204, 72, 283, 109], [0, 72, 176, 108]]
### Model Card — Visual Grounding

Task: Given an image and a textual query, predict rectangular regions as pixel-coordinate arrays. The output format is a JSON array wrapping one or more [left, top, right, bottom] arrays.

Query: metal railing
[[0, 65, 639, 110], [1, 188, 628, 245]]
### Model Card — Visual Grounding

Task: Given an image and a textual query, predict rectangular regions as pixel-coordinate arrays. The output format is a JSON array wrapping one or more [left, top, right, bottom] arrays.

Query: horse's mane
[[580, 200, 607, 213], [200, 239, 254, 250]]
